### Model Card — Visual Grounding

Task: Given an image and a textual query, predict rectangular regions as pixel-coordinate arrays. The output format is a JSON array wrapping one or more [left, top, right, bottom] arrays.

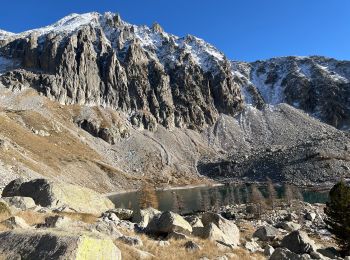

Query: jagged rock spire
[[152, 22, 163, 33]]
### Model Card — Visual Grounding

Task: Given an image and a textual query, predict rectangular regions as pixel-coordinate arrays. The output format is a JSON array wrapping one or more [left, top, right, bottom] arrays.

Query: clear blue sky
[[0, 0, 349, 62]]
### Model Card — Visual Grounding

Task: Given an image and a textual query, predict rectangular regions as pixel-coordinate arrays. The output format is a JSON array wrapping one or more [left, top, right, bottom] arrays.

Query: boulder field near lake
[[0, 178, 342, 259], [0, 11, 349, 259]]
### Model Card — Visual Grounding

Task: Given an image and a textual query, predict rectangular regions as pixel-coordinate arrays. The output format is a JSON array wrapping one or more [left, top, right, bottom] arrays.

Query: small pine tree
[[266, 178, 278, 209], [324, 180, 350, 255], [138, 184, 159, 209], [283, 184, 294, 206], [250, 184, 266, 217]]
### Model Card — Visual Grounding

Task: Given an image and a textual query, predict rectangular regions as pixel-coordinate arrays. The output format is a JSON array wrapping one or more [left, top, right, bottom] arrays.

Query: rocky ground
[[0, 177, 344, 259]]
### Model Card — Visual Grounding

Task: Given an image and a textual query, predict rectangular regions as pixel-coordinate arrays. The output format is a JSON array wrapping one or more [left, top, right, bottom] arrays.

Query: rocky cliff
[[0, 12, 243, 131], [0, 12, 349, 190], [232, 56, 350, 129]]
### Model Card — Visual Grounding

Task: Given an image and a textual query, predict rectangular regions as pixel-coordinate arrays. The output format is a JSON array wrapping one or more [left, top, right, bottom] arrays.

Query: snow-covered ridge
[[232, 56, 350, 106], [0, 12, 226, 73]]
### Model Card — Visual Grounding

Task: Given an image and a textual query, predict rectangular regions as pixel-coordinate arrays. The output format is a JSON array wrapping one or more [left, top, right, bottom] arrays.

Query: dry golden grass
[[13, 210, 98, 226], [14, 211, 48, 226], [237, 221, 256, 241], [115, 232, 265, 260], [58, 212, 98, 224]]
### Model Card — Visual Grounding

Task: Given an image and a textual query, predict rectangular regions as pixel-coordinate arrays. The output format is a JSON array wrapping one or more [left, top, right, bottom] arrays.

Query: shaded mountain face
[[0, 12, 243, 131], [0, 12, 349, 190], [232, 56, 350, 130]]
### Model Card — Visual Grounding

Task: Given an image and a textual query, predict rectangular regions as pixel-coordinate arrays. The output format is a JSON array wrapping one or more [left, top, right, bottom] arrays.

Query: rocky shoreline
[[0, 178, 343, 259]]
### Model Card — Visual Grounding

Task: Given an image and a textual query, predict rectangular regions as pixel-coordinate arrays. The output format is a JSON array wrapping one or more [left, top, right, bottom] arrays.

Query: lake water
[[109, 184, 329, 215]]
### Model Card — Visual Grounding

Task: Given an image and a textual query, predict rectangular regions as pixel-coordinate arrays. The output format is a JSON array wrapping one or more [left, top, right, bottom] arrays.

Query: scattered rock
[[101, 211, 120, 223], [276, 221, 301, 232], [305, 212, 316, 222], [38, 215, 78, 229], [281, 230, 318, 254], [184, 215, 204, 227], [132, 207, 161, 228], [1, 216, 31, 229], [184, 240, 202, 252], [118, 235, 143, 247], [156, 240, 170, 247], [253, 225, 279, 241], [94, 221, 123, 238], [107, 208, 133, 220], [264, 245, 275, 256], [245, 240, 262, 252], [166, 231, 188, 240], [269, 247, 303, 260]]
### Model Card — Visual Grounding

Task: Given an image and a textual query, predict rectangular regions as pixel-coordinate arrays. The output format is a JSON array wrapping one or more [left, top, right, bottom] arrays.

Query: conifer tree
[[138, 184, 159, 209], [250, 184, 266, 217], [266, 177, 278, 209], [324, 180, 350, 255]]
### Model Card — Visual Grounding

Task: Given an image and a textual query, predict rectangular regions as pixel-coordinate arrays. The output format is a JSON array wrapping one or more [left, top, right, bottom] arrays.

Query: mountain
[[232, 56, 350, 130], [0, 12, 349, 191]]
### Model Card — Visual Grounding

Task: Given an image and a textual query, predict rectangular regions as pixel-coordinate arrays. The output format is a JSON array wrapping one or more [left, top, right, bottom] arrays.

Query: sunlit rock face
[[0, 12, 243, 131]]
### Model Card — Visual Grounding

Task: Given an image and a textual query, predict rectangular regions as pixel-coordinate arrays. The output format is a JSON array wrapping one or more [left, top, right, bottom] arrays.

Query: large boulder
[[107, 208, 133, 220], [2, 179, 114, 215], [0, 230, 121, 259], [193, 223, 235, 246], [132, 207, 161, 228], [147, 211, 192, 235], [1, 216, 31, 229], [281, 230, 318, 254], [269, 248, 303, 260], [253, 225, 279, 241], [276, 221, 301, 232], [2, 196, 36, 210], [201, 212, 240, 246]]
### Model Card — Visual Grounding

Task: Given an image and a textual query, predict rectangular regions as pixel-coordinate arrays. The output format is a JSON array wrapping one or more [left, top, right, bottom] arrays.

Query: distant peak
[[152, 22, 163, 33]]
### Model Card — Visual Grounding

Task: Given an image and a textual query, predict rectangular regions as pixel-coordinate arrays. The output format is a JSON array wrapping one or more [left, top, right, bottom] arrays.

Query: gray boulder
[[184, 215, 204, 227], [1, 216, 31, 229], [281, 230, 318, 254], [269, 248, 303, 260], [276, 221, 301, 232], [147, 211, 192, 235], [201, 212, 240, 246], [184, 240, 202, 252], [118, 235, 143, 247], [2, 179, 114, 215], [253, 225, 279, 241], [193, 223, 236, 246], [305, 212, 316, 222], [107, 208, 133, 220], [132, 207, 161, 228], [245, 240, 262, 253], [264, 245, 275, 256], [0, 230, 121, 259], [2, 196, 36, 210]]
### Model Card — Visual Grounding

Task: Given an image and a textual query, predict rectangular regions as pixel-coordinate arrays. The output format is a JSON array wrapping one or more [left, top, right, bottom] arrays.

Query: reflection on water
[[109, 184, 329, 215]]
